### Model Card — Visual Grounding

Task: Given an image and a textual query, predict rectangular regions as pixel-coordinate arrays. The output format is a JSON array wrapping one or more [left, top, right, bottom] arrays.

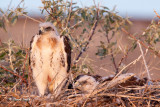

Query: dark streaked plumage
[[63, 36, 71, 73]]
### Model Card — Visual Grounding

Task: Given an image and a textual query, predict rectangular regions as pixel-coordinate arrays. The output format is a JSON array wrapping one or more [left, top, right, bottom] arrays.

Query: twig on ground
[[137, 41, 151, 80], [97, 93, 160, 102], [27, 66, 32, 93]]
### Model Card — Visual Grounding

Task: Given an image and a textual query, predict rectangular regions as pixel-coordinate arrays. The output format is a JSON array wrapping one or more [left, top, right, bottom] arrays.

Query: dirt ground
[[1, 18, 160, 80]]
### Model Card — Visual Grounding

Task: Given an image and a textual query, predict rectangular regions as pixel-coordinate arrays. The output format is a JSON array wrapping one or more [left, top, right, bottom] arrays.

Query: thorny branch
[[66, 0, 72, 28], [22, 48, 29, 78], [121, 28, 160, 58], [137, 41, 151, 80], [45, 8, 55, 20], [44, 0, 73, 36], [118, 51, 129, 68], [8, 40, 14, 71], [44, 6, 63, 29], [105, 33, 119, 74], [43, 0, 99, 65], [0, 39, 2, 46], [10, 10, 41, 23], [74, 8, 100, 65], [154, 10, 160, 19], [0, 65, 27, 84], [106, 55, 142, 89], [118, 46, 135, 69]]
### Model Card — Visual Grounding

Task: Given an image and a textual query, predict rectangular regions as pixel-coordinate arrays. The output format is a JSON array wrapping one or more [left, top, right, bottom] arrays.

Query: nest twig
[[1, 74, 160, 106]]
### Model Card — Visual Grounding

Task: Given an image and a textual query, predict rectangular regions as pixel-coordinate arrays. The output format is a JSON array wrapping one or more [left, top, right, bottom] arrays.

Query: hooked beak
[[74, 82, 80, 88], [39, 27, 44, 35]]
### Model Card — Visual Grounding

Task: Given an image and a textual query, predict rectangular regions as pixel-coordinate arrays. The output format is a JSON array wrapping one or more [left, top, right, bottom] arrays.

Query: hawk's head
[[73, 75, 99, 93], [39, 22, 59, 36]]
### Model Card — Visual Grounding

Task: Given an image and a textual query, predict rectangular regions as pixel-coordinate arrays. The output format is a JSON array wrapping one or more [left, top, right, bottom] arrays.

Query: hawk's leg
[[34, 74, 47, 96], [52, 76, 67, 97], [36, 80, 47, 96]]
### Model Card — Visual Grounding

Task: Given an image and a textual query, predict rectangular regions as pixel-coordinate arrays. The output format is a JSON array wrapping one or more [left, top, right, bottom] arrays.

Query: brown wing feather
[[29, 35, 35, 66], [63, 36, 71, 73]]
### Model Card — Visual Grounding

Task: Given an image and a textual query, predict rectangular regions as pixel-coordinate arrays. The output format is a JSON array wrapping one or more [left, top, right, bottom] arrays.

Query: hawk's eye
[[81, 81, 87, 85], [45, 27, 54, 31]]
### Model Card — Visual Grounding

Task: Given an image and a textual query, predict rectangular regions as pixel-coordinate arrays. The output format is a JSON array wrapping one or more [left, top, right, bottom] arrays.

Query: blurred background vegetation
[[0, 0, 160, 91]]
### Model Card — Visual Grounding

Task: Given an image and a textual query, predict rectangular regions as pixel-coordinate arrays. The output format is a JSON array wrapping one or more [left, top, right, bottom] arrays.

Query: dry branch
[[98, 93, 160, 102], [105, 32, 119, 74], [0, 39, 2, 46], [103, 55, 142, 93], [137, 41, 151, 80], [0, 65, 27, 84], [10, 10, 41, 23], [74, 10, 99, 64], [22, 48, 29, 78], [1, 74, 159, 106], [154, 10, 160, 19], [106, 73, 135, 89], [122, 28, 160, 58]]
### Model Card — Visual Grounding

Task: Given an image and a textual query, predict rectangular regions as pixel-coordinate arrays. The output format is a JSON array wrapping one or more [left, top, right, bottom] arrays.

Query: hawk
[[69, 75, 100, 93], [29, 22, 71, 96]]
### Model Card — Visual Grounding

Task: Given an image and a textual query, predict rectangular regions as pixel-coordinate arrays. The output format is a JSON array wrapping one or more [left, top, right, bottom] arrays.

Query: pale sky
[[0, 0, 160, 19]]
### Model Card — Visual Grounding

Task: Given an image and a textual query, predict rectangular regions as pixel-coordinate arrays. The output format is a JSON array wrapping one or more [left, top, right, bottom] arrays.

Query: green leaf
[[0, 20, 4, 27], [131, 43, 137, 51], [154, 38, 159, 43], [109, 16, 115, 23], [23, 12, 28, 14], [17, 8, 22, 12], [101, 6, 109, 10], [98, 29, 102, 32], [0, 19, 7, 32], [0, 52, 6, 59], [16, 50, 23, 56], [81, 10, 86, 20], [0, 8, 4, 14], [11, 16, 18, 25], [96, 48, 107, 57], [82, 28, 87, 34], [8, 12, 14, 18], [107, 42, 117, 48]]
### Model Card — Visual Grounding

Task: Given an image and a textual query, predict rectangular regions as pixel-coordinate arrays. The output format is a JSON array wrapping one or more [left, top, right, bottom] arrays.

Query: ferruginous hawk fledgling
[[29, 22, 71, 97], [72, 75, 100, 93]]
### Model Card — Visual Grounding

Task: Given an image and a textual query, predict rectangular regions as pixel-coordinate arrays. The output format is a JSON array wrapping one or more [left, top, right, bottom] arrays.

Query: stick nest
[[0, 73, 160, 106]]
